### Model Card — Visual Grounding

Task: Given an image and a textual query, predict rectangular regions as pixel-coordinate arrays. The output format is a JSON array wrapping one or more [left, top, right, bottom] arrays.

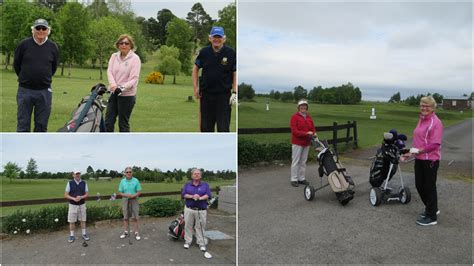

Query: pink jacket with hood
[[412, 112, 443, 161]]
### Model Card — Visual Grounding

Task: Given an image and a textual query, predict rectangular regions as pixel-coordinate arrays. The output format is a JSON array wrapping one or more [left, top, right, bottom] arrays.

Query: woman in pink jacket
[[406, 96, 443, 226], [290, 99, 317, 187], [106, 34, 141, 132]]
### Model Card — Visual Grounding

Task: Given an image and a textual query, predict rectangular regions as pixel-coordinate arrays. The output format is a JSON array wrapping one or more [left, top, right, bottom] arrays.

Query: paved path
[[1, 210, 236, 265], [239, 119, 473, 264]]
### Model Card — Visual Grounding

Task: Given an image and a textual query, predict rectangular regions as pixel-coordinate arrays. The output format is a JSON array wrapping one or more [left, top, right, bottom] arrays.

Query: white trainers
[[120, 231, 128, 239], [135, 232, 141, 241], [200, 245, 207, 252], [183, 243, 190, 249]]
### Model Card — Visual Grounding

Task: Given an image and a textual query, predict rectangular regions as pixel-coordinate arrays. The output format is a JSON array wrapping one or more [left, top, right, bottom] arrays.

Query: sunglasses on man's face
[[35, 26, 48, 31], [125, 171, 132, 174], [118, 42, 130, 46]]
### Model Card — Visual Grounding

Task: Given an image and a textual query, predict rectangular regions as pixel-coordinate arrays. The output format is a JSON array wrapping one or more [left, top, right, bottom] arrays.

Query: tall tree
[[216, 3, 236, 49], [156, 9, 176, 46], [166, 18, 193, 74], [86, 0, 110, 19], [3, 162, 22, 183], [26, 158, 39, 179], [293, 85, 307, 101], [86, 165, 94, 179], [238, 83, 255, 100], [57, 2, 91, 76], [388, 92, 401, 103], [156, 45, 181, 84], [186, 3, 213, 50], [89, 16, 125, 80], [35, 0, 66, 12]]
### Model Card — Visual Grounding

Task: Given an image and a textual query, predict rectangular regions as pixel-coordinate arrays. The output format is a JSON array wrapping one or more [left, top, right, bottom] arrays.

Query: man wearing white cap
[[192, 26, 237, 132], [290, 99, 317, 187], [64, 170, 89, 243], [14, 18, 59, 132]]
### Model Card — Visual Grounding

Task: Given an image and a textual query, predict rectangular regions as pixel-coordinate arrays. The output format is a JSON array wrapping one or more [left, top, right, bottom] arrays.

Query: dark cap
[[33, 18, 49, 28]]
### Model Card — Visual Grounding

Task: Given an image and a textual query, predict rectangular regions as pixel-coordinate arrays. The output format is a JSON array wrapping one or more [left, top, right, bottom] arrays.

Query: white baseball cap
[[73, 169, 81, 174], [297, 99, 309, 108]]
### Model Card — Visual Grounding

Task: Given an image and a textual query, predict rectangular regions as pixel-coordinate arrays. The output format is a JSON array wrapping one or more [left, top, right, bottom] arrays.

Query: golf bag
[[316, 140, 355, 205], [57, 83, 108, 132], [168, 212, 185, 240], [369, 130, 408, 187]]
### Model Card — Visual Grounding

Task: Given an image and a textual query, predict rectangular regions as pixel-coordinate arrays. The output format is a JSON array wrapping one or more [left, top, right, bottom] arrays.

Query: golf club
[[196, 210, 212, 259]]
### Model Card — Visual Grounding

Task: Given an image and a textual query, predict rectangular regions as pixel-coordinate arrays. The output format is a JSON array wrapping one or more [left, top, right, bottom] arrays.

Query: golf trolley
[[369, 131, 411, 206], [304, 137, 355, 206]]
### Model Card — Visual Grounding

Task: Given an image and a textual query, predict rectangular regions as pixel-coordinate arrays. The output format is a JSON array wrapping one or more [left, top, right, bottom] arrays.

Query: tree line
[[1, 0, 236, 80], [239, 82, 363, 104], [388, 92, 444, 106], [2, 159, 236, 183]]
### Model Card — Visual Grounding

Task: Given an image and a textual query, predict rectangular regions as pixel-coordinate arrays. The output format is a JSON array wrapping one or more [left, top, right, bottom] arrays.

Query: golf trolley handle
[[312, 136, 325, 147]]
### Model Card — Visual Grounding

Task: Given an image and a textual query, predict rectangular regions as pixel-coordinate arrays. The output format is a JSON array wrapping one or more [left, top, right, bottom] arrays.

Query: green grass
[[1, 52, 236, 132], [0, 177, 235, 217], [238, 97, 472, 147]]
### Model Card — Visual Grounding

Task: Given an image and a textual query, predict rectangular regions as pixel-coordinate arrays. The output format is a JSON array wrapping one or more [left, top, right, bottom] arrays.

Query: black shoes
[[420, 210, 440, 218], [416, 216, 438, 226], [291, 180, 309, 187], [291, 181, 299, 187]]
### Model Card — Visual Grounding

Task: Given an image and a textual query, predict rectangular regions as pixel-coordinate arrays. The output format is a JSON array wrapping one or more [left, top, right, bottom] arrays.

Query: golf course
[[1, 51, 237, 132]]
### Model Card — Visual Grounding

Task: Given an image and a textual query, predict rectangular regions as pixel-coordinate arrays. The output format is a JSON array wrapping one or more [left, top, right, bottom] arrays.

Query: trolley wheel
[[304, 185, 315, 201], [399, 186, 411, 204], [369, 187, 382, 206]]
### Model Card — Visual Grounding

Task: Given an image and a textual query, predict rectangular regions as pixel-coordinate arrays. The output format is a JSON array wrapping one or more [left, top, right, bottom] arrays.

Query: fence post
[[333, 121, 338, 155], [346, 120, 351, 148], [353, 120, 358, 148]]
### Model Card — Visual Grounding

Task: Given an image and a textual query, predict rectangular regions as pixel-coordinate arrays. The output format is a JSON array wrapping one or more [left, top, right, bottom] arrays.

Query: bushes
[[238, 139, 292, 165], [2, 197, 182, 234], [141, 197, 182, 217], [145, 71, 164, 84]]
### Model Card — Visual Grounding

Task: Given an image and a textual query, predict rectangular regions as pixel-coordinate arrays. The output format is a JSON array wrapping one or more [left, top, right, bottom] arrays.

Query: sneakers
[[82, 234, 90, 241], [420, 210, 440, 218], [120, 231, 129, 239], [298, 180, 309, 185], [68, 235, 75, 243], [183, 243, 190, 249], [200, 245, 207, 252], [135, 232, 141, 241], [291, 181, 299, 187], [416, 216, 438, 226]]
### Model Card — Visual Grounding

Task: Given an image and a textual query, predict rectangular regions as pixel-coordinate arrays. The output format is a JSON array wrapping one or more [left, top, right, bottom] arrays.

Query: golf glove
[[115, 85, 124, 96], [409, 148, 420, 154], [229, 92, 237, 105]]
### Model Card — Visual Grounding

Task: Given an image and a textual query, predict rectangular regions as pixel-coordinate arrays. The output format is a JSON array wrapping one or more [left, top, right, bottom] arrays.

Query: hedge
[[238, 139, 292, 165]]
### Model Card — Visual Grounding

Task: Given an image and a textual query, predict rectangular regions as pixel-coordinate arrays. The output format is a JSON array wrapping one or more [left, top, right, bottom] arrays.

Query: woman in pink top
[[105, 34, 141, 132], [404, 96, 443, 226]]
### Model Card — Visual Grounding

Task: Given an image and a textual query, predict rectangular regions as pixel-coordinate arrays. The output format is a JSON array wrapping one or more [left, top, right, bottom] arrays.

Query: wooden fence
[[238, 120, 358, 154], [0, 188, 220, 207]]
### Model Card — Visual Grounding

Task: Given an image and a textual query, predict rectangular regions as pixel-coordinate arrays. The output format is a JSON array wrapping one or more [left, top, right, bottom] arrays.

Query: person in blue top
[[118, 166, 142, 240], [192, 26, 237, 132], [181, 168, 212, 251], [64, 170, 89, 243]]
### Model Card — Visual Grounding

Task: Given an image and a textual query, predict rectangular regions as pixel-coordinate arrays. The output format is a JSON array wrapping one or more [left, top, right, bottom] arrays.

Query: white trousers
[[183, 206, 207, 246], [291, 144, 310, 181]]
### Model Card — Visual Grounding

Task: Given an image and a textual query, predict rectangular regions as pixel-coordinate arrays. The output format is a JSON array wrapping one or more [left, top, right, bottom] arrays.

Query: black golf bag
[[57, 83, 108, 132], [168, 212, 185, 240], [369, 130, 408, 187], [316, 140, 355, 205]]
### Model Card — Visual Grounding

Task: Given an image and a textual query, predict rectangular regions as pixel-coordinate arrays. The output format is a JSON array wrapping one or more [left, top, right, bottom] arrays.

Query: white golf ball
[[22, 218, 26, 222], [26, 229, 30, 234], [13, 230, 18, 234], [54, 218, 59, 222]]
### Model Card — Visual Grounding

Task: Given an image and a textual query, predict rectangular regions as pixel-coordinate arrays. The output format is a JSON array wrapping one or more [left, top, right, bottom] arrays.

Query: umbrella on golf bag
[[57, 83, 108, 132]]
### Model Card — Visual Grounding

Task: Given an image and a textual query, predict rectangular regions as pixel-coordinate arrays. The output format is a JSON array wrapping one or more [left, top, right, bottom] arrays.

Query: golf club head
[[204, 251, 212, 259], [82, 241, 88, 247]]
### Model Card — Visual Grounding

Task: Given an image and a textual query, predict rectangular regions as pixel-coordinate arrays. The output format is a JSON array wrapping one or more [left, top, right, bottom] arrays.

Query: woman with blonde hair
[[106, 34, 141, 132]]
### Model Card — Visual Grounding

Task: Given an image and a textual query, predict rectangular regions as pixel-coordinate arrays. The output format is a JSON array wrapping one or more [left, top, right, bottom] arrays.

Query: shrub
[[141, 197, 182, 217], [238, 139, 292, 165], [145, 71, 164, 84], [2, 206, 69, 234]]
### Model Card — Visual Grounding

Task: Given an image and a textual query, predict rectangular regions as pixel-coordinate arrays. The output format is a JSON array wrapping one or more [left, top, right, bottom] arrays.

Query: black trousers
[[105, 94, 136, 132], [200, 91, 231, 132], [414, 159, 439, 220], [17, 86, 52, 132]]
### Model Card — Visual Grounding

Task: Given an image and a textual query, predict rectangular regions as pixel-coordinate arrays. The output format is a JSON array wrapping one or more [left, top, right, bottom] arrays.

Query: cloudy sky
[[1, 134, 236, 173], [238, 1, 472, 101], [129, 0, 234, 20]]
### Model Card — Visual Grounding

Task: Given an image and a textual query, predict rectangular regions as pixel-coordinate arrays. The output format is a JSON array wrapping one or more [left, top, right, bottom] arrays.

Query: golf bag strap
[[70, 89, 98, 132]]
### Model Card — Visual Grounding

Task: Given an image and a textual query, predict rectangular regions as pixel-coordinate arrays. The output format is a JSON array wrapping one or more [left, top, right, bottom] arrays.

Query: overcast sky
[[1, 134, 236, 173], [129, 0, 234, 20], [238, 1, 472, 101]]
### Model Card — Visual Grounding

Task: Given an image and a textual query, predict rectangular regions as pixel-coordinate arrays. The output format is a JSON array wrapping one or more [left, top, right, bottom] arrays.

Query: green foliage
[[293, 85, 307, 101], [238, 139, 291, 165], [3, 162, 22, 183], [186, 3, 213, 47], [216, 3, 236, 49], [166, 18, 193, 74], [389, 92, 401, 103], [280, 91, 294, 102], [156, 45, 181, 84], [141, 197, 182, 217], [25, 158, 38, 179], [238, 83, 255, 100]]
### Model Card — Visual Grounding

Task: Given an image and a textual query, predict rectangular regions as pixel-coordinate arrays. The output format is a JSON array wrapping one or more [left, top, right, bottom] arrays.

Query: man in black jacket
[[14, 18, 59, 132], [192, 26, 237, 132]]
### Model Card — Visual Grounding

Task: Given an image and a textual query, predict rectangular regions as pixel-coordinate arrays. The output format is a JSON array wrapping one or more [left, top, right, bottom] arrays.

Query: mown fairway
[[0, 177, 235, 217], [1, 52, 236, 132], [238, 97, 471, 147]]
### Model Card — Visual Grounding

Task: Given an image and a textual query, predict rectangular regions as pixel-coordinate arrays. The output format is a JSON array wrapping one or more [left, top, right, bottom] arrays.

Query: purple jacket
[[412, 112, 443, 161]]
